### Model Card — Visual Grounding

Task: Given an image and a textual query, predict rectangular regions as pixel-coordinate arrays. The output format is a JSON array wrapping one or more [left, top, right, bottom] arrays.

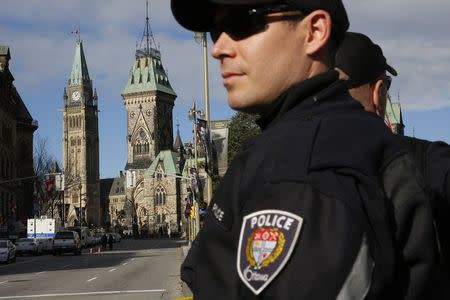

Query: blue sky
[[1, 0, 449, 179]]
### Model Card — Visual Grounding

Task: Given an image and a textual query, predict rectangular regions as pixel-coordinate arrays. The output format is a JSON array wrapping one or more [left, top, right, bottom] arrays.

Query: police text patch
[[237, 210, 303, 295]]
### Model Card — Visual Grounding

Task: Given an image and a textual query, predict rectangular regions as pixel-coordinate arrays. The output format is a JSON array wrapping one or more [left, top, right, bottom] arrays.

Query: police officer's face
[[211, 6, 311, 113]]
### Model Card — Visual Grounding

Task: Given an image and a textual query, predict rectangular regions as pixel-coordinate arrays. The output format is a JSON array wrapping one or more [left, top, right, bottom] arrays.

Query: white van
[[66, 226, 91, 247]]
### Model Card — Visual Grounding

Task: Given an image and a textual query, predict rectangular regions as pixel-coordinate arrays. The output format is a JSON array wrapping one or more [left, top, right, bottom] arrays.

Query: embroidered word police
[[212, 203, 224, 222], [238, 210, 303, 295], [249, 213, 295, 231]]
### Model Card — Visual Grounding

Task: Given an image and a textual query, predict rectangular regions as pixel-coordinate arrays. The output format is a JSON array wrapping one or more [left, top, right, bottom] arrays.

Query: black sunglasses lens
[[209, 30, 221, 43], [385, 76, 392, 90], [210, 9, 266, 43]]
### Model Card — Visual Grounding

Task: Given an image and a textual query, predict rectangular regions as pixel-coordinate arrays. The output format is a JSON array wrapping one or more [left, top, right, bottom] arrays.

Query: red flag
[[45, 177, 55, 197]]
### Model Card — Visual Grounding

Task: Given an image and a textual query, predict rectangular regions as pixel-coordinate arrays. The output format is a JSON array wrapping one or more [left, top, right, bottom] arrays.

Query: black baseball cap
[[171, 0, 349, 43], [335, 32, 398, 88]]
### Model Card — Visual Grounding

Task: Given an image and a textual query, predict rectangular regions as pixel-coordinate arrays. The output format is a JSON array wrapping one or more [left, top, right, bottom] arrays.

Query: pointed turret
[[122, 1, 176, 97], [122, 1, 177, 170], [174, 123, 185, 173], [174, 128, 183, 150], [69, 40, 91, 87]]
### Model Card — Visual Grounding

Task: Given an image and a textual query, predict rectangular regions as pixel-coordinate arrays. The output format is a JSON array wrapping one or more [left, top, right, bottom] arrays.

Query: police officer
[[335, 31, 449, 298], [171, 1, 437, 299]]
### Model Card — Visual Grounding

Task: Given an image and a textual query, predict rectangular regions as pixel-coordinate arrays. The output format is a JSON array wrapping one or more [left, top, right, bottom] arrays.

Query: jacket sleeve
[[426, 141, 450, 204], [382, 154, 438, 299]]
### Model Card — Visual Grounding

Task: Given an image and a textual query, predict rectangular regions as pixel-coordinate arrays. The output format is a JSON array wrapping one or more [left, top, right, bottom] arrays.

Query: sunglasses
[[209, 5, 304, 43], [384, 75, 392, 91], [369, 74, 392, 91]]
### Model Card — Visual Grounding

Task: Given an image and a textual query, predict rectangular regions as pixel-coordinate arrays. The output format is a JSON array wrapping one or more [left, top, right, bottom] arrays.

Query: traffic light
[[190, 205, 195, 218]]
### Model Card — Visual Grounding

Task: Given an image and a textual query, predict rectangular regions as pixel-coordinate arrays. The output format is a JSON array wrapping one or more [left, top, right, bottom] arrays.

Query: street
[[0, 238, 187, 299]]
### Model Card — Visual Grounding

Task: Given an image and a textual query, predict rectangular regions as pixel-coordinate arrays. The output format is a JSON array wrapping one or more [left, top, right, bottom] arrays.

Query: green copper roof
[[181, 157, 206, 178], [386, 102, 402, 125], [122, 49, 176, 96], [145, 150, 179, 177], [0, 46, 10, 57], [69, 40, 90, 87]]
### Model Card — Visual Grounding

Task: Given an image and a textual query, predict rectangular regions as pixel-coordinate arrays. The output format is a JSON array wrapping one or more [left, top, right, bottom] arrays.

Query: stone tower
[[122, 4, 177, 172], [62, 40, 100, 226]]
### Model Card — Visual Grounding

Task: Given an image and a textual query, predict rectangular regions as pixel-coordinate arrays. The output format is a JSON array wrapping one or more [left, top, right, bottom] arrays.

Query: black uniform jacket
[[181, 71, 436, 299], [398, 135, 450, 298]]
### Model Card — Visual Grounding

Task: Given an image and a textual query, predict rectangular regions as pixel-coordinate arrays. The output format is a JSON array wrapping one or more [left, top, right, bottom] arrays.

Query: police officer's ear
[[372, 79, 386, 118], [303, 10, 332, 57]]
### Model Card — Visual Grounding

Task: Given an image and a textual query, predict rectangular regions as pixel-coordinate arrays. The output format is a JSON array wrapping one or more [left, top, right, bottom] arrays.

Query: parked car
[[37, 238, 54, 253], [52, 231, 81, 256], [0, 239, 16, 263], [65, 226, 91, 248], [15, 238, 43, 256]]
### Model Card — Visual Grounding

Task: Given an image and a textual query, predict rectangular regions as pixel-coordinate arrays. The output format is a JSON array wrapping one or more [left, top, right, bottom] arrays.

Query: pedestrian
[[167, 224, 171, 239], [171, 1, 437, 299], [101, 234, 107, 250], [108, 234, 113, 251], [335, 31, 448, 298]]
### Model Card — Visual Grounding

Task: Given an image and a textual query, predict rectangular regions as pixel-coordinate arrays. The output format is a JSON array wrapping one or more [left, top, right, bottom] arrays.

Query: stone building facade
[[101, 11, 211, 237], [0, 45, 38, 236]]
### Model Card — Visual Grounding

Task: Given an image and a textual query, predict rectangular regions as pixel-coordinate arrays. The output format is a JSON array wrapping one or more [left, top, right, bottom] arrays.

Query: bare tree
[[33, 135, 57, 177], [33, 135, 61, 218]]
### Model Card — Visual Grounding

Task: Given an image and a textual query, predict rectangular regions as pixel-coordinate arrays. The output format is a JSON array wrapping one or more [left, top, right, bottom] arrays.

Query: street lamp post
[[188, 101, 204, 241], [194, 32, 213, 206], [79, 183, 82, 227]]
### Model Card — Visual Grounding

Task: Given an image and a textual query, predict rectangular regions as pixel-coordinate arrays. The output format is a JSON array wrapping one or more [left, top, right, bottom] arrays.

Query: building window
[[154, 186, 166, 206]]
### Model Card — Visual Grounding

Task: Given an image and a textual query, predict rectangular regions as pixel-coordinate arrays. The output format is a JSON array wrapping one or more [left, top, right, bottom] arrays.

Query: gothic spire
[[136, 0, 159, 59], [174, 120, 183, 150], [69, 40, 91, 87]]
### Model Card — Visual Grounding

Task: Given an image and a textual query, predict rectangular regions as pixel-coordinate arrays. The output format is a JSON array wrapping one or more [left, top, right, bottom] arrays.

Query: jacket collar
[[256, 70, 347, 130]]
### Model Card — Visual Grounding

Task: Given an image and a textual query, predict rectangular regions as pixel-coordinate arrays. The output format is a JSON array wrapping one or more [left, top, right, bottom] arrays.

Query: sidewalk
[[163, 244, 193, 300]]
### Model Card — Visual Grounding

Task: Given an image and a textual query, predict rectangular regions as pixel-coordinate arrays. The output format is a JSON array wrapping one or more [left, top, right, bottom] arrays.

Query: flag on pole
[[70, 29, 81, 40], [189, 167, 202, 201], [196, 118, 212, 175], [45, 177, 55, 198]]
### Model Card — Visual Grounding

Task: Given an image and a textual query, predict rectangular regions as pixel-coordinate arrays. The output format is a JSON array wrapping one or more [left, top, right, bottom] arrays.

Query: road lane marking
[[0, 280, 8, 285], [0, 289, 166, 299], [35, 271, 46, 275], [122, 262, 128, 266], [109, 268, 116, 272], [86, 277, 98, 282]]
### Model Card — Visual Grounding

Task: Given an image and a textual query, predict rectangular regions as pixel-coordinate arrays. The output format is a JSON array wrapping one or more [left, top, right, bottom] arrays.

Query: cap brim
[[386, 64, 398, 76]]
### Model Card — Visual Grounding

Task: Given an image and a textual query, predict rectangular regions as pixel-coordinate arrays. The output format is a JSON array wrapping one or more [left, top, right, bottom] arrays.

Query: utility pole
[[188, 101, 203, 241], [194, 32, 213, 206]]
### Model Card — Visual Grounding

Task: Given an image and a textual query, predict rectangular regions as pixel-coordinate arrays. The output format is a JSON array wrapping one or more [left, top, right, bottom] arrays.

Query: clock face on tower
[[72, 91, 81, 101]]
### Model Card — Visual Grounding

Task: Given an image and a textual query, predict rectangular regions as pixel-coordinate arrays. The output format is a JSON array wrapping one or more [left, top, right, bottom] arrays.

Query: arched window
[[154, 186, 166, 206]]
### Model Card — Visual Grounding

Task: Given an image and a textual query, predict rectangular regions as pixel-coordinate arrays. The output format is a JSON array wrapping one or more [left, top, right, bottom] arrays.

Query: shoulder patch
[[237, 210, 303, 295]]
